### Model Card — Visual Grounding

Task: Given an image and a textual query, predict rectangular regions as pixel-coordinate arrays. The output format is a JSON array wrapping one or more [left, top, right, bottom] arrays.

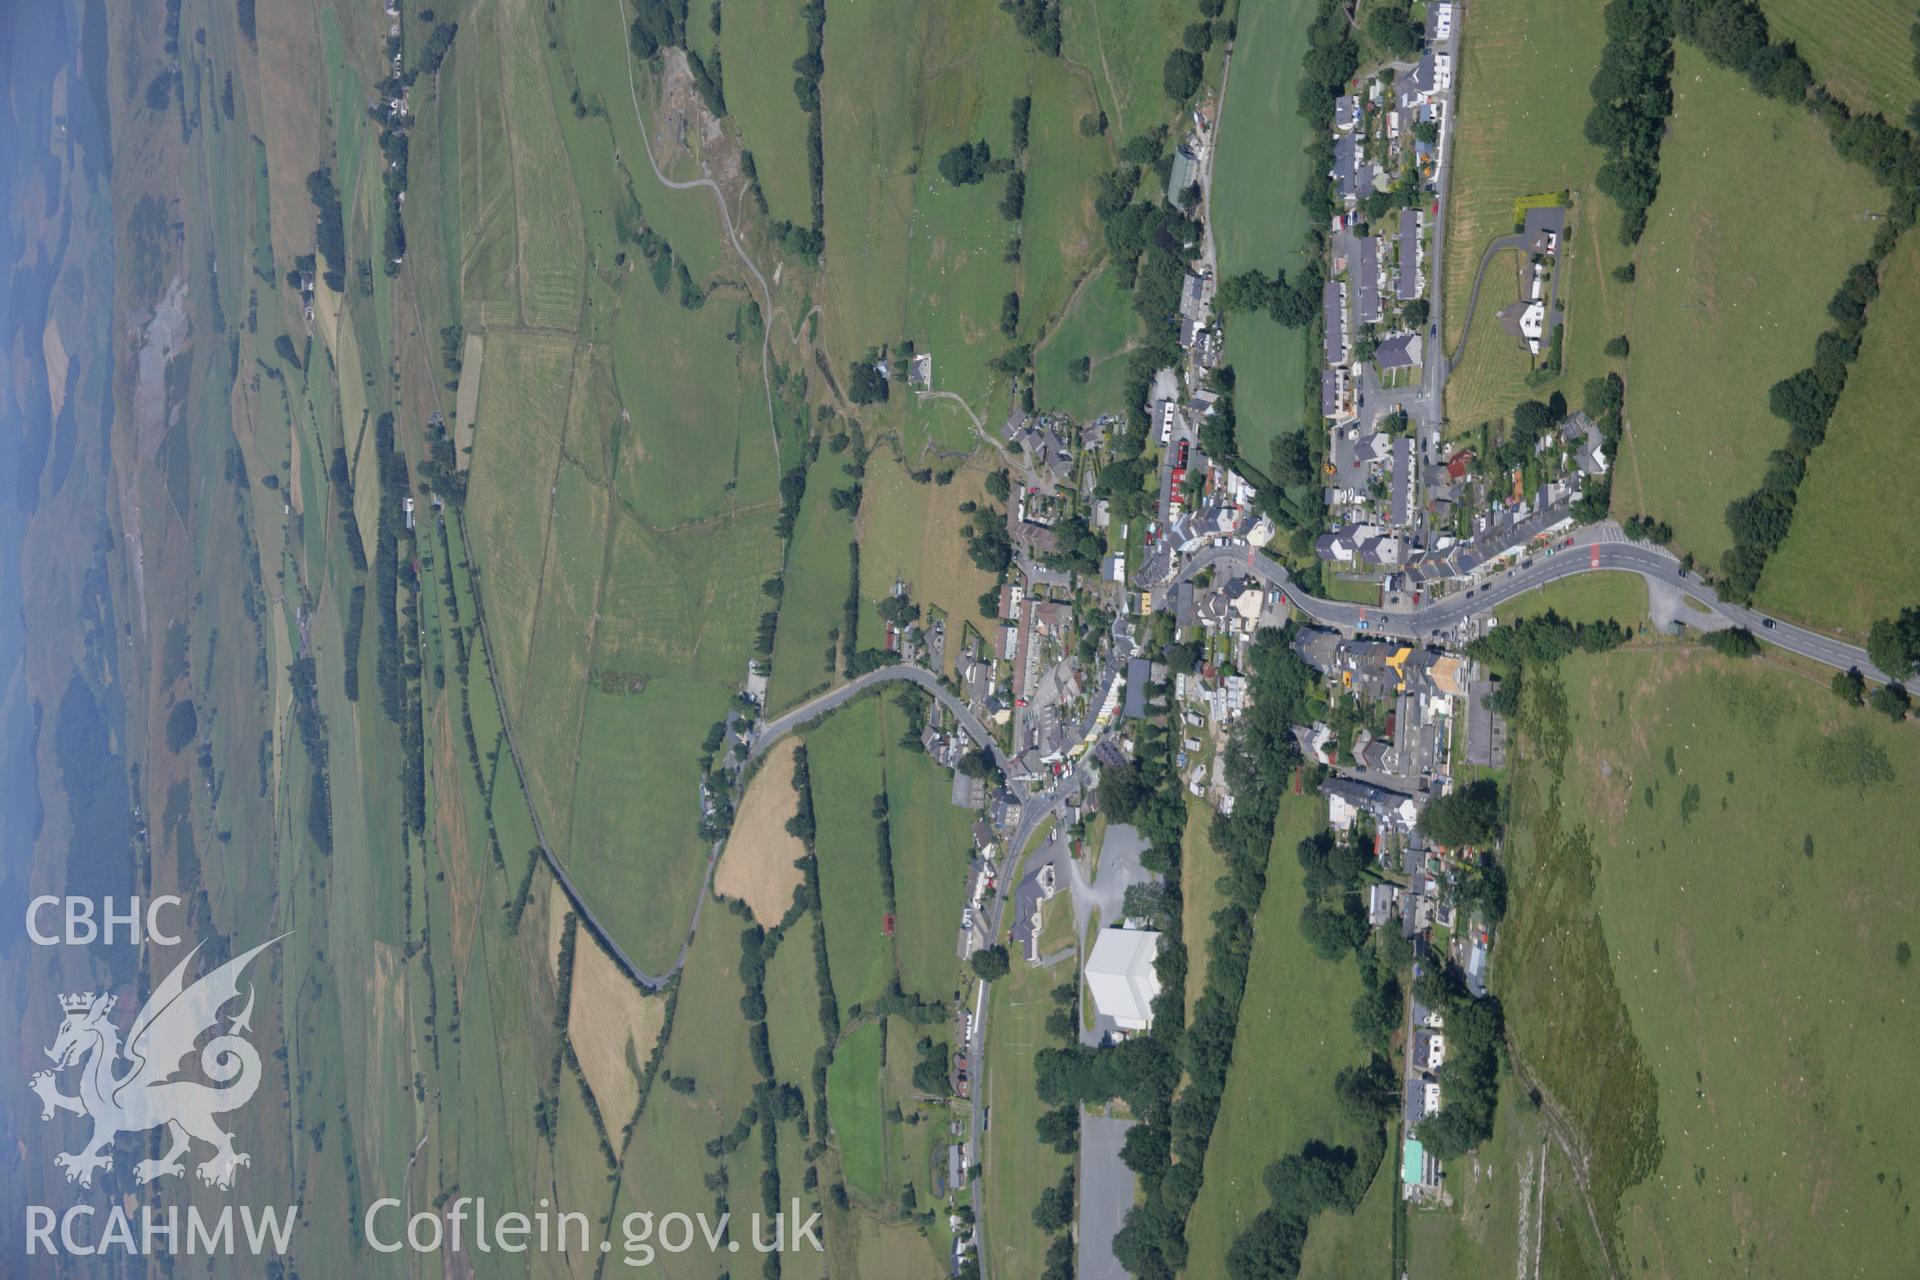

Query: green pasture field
[[1617, 47, 1880, 565], [419, 881, 564, 1280], [601, 278, 783, 527], [1761, 0, 1920, 113], [777, 1111, 830, 1280], [510, 456, 606, 848], [818, 0, 1117, 415], [1036, 894, 1077, 958], [564, 679, 735, 971], [1500, 645, 1920, 1273], [685, 0, 719, 62], [814, 0, 997, 412], [1532, 1138, 1614, 1280], [1222, 308, 1314, 475], [828, 1020, 889, 1201], [550, 1065, 620, 1251], [1034, 260, 1141, 421], [454, 0, 523, 330], [1757, 234, 1920, 637], [854, 453, 1000, 670], [552, 0, 733, 283], [1016, 65, 1114, 346], [462, 330, 578, 711], [593, 502, 784, 687], [1439, 0, 1613, 430], [979, 946, 1075, 1280], [807, 699, 897, 1008], [1440, 268, 1542, 436], [878, 699, 976, 999], [662, 902, 765, 1120], [613, 904, 759, 1232], [498, 0, 585, 330], [718, 0, 814, 224], [1061, 0, 1194, 141], [1493, 570, 1649, 628], [765, 921, 827, 1084], [1184, 792, 1390, 1277], [1209, 0, 1317, 463], [768, 447, 857, 711], [493, 747, 544, 873], [1299, 1132, 1400, 1280]]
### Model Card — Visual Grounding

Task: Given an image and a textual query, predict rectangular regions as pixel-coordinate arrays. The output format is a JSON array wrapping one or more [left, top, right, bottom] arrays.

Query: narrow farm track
[[610, 0, 782, 466]]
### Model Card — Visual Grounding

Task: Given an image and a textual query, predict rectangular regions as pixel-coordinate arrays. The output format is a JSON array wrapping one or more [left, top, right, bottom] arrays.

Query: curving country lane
[[747, 663, 1014, 774]]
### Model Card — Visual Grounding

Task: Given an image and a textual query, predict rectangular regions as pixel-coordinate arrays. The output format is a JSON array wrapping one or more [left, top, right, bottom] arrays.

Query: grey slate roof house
[[1123, 656, 1153, 719], [1397, 209, 1422, 301], [1374, 332, 1422, 370], [1356, 236, 1382, 324], [1332, 134, 1359, 203], [1322, 279, 1348, 364]]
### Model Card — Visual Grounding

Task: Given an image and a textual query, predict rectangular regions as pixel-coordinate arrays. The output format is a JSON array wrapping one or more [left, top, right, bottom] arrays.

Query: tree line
[[304, 168, 348, 292], [1235, 0, 1362, 556], [1467, 609, 1630, 714], [1063, 629, 1325, 1276]]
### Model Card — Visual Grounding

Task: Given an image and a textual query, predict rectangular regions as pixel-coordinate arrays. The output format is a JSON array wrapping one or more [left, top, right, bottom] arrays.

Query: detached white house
[[1085, 928, 1163, 1031]]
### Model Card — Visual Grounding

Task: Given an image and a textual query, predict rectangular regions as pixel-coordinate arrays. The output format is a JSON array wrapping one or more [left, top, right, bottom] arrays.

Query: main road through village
[[733, 517, 1888, 1251], [472, 504, 1887, 1258]]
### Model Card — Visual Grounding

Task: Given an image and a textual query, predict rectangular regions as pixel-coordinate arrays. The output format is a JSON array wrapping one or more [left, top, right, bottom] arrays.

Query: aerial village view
[[2, 0, 1917, 1277]]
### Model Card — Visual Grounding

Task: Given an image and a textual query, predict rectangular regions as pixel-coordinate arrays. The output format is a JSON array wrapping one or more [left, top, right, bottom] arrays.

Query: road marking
[[1590, 543, 1600, 568]]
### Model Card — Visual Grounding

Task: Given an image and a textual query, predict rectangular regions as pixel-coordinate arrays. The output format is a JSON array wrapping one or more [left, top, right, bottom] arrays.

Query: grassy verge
[[1493, 571, 1648, 628]]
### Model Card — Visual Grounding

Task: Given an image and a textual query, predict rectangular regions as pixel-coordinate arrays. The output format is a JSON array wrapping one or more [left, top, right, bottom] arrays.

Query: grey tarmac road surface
[[1078, 1112, 1139, 1280], [1177, 523, 1888, 683]]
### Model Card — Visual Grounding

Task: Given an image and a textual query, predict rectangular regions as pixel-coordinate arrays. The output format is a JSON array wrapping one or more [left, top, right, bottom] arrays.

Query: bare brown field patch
[[431, 700, 481, 972], [716, 738, 807, 923], [568, 934, 666, 1125]]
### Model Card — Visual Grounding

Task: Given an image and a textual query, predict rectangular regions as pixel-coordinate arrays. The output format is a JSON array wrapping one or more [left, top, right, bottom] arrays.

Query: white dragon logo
[[28, 936, 282, 1190]]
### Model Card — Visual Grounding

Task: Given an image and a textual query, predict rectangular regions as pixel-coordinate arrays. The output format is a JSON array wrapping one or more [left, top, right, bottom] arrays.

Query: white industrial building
[[1084, 928, 1163, 1031]]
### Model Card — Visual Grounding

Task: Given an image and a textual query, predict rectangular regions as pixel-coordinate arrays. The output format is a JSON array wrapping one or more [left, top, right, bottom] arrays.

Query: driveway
[[1066, 822, 1153, 939], [1078, 1112, 1138, 1280]]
